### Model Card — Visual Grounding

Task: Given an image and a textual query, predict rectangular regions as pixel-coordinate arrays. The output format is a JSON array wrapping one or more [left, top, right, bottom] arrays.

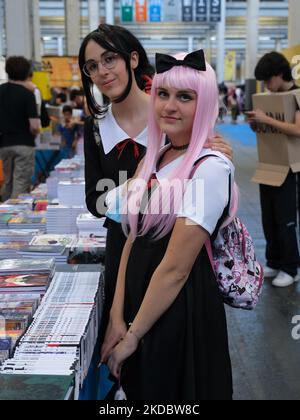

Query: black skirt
[[99, 218, 127, 344], [121, 231, 233, 400]]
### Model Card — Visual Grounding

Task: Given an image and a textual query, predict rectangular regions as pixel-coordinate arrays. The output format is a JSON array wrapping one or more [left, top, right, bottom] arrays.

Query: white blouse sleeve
[[105, 182, 128, 223], [177, 156, 233, 235]]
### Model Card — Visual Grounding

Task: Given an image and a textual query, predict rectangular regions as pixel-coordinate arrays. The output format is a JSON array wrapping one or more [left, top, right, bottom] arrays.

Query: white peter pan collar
[[98, 105, 148, 155]]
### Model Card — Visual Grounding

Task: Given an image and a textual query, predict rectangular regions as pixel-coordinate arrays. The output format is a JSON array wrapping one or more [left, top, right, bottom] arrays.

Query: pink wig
[[123, 53, 238, 240]]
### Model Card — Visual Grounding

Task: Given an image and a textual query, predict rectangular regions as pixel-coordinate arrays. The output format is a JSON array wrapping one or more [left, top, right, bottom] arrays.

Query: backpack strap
[[190, 153, 232, 239], [189, 153, 232, 270], [190, 154, 217, 177]]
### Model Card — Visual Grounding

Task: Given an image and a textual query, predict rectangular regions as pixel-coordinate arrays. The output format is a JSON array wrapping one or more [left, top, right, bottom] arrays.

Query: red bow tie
[[147, 173, 158, 189], [115, 139, 140, 160]]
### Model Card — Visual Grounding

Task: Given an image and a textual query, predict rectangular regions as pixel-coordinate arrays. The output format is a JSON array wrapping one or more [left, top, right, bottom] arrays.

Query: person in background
[[218, 87, 227, 123], [228, 90, 240, 124], [246, 51, 300, 287], [70, 89, 85, 110], [51, 91, 67, 107], [0, 56, 40, 201], [69, 89, 87, 136], [57, 105, 79, 159], [236, 86, 245, 115]]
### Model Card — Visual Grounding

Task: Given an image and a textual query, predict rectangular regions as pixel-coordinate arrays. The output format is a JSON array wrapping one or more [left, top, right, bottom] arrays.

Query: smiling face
[[84, 40, 138, 102], [154, 86, 197, 143]]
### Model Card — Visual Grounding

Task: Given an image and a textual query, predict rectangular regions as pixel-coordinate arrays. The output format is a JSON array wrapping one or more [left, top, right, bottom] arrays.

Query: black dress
[[121, 230, 233, 400], [84, 116, 146, 339]]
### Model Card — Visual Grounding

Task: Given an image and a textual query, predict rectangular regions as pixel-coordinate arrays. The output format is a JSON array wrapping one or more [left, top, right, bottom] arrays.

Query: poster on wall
[[182, 0, 193, 22], [135, 0, 148, 22], [32, 72, 51, 101], [224, 51, 236, 82], [42, 57, 81, 88], [210, 0, 221, 22], [163, 0, 181, 21], [149, 0, 161, 22], [121, 0, 134, 22], [196, 0, 208, 22]]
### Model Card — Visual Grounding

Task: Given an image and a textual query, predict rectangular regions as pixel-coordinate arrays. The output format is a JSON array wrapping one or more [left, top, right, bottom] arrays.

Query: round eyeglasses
[[82, 53, 119, 78]]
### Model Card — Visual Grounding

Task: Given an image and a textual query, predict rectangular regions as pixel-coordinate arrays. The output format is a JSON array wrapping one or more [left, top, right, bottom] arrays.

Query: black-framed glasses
[[83, 53, 120, 77]]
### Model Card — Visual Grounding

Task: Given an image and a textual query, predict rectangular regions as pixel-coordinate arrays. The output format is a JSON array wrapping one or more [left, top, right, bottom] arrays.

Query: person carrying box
[[246, 52, 300, 288]]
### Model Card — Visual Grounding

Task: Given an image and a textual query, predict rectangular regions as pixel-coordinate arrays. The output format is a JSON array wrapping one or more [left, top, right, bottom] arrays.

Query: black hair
[[255, 52, 293, 82], [62, 105, 73, 114], [56, 93, 67, 103], [78, 24, 154, 118], [5, 56, 32, 81], [70, 89, 84, 101]]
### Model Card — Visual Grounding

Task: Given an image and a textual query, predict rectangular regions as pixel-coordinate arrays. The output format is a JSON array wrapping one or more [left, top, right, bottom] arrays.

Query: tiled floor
[[218, 121, 300, 400]]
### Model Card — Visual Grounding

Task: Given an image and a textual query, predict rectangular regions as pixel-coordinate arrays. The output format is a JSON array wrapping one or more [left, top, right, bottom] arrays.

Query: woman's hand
[[205, 134, 234, 162], [107, 331, 139, 379], [100, 315, 127, 364]]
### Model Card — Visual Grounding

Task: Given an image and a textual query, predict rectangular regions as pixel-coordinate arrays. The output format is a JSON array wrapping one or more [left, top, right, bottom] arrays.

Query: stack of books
[[47, 177, 84, 202], [0, 242, 27, 260], [18, 245, 69, 265], [0, 207, 20, 229], [46, 176, 59, 200], [4, 198, 34, 211], [73, 236, 106, 250], [0, 229, 43, 243], [0, 258, 56, 295], [0, 229, 44, 260], [0, 293, 41, 362], [0, 268, 104, 396], [7, 216, 46, 231], [76, 213, 107, 238], [22, 210, 47, 219], [53, 158, 84, 179], [57, 179, 86, 207], [0, 214, 13, 229], [46, 205, 85, 234], [29, 234, 77, 249]]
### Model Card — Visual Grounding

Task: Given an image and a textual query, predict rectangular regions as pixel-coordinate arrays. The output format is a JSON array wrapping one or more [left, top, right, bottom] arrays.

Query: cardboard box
[[251, 89, 300, 186]]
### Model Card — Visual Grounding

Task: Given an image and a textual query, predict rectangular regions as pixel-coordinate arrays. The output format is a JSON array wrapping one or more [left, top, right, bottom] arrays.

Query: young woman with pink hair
[[79, 25, 233, 351], [101, 50, 238, 400]]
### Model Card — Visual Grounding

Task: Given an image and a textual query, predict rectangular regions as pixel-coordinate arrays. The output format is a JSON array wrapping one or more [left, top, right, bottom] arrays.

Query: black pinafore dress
[[120, 159, 233, 400]]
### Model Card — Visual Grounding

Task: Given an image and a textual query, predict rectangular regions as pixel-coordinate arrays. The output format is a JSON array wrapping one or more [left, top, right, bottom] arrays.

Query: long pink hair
[[123, 53, 238, 240]]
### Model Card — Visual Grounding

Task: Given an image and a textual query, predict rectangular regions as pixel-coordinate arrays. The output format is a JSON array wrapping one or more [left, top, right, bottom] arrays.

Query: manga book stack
[[0, 267, 104, 400], [0, 259, 55, 363]]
